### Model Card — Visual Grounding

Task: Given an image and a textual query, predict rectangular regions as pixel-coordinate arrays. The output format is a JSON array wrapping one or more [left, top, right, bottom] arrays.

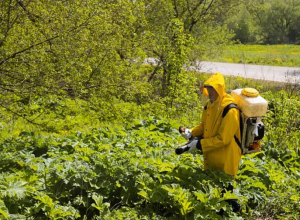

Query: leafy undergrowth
[[1, 90, 300, 220], [1, 112, 300, 219]]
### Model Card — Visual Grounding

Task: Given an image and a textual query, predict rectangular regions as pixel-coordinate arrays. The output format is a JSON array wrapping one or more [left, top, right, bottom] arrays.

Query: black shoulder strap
[[222, 103, 243, 154], [234, 135, 243, 153], [222, 103, 238, 118]]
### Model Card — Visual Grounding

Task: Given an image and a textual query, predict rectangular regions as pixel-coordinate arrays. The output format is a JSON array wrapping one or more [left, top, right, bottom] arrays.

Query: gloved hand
[[179, 126, 192, 140], [175, 137, 203, 155], [175, 139, 198, 155]]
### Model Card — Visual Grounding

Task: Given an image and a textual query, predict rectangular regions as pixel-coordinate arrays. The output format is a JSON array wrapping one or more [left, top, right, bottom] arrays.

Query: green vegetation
[[225, 0, 300, 44], [0, 0, 237, 122], [204, 44, 300, 67], [1, 0, 300, 219], [1, 75, 300, 219]]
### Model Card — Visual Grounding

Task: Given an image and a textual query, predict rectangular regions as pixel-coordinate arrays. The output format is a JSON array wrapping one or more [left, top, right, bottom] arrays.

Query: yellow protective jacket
[[191, 73, 242, 177]]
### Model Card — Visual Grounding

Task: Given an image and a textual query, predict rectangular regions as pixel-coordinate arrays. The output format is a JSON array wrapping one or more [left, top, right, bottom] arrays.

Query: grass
[[205, 44, 300, 67]]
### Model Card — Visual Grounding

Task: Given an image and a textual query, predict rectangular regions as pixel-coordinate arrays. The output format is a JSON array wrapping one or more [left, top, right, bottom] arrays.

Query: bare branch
[[16, 0, 40, 23], [0, 102, 42, 126], [148, 60, 162, 82], [173, 0, 179, 17], [85, 51, 109, 86], [0, 35, 58, 66]]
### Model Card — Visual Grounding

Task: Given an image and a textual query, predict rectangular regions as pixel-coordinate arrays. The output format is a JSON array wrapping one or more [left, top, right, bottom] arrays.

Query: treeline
[[0, 0, 299, 125], [227, 0, 300, 44]]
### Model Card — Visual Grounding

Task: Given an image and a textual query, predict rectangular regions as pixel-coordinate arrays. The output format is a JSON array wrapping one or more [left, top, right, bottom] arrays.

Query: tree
[[0, 0, 149, 123], [245, 0, 300, 44], [0, 0, 240, 124], [144, 0, 239, 99], [225, 4, 257, 44]]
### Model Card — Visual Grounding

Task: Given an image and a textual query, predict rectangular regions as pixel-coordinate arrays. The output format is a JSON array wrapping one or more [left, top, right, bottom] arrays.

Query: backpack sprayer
[[174, 88, 268, 155], [231, 88, 268, 154]]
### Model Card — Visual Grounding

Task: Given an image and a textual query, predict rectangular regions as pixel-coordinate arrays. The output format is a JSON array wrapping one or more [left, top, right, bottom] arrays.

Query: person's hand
[[178, 126, 192, 140], [175, 138, 203, 155], [175, 140, 198, 155]]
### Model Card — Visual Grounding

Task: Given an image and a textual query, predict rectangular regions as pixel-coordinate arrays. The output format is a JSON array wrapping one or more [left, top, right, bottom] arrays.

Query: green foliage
[[205, 44, 300, 67], [0, 0, 150, 122], [1, 1, 300, 219], [144, 0, 238, 102], [225, 4, 257, 44], [223, 0, 300, 44], [0, 0, 241, 125], [249, 0, 300, 44], [0, 200, 9, 220], [1, 89, 300, 219]]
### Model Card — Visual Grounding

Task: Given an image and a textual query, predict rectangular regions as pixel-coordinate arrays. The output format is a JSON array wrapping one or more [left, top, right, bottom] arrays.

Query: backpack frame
[[222, 103, 265, 154]]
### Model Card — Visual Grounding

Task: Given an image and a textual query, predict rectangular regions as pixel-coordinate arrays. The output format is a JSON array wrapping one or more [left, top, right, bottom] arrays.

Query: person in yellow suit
[[175, 72, 241, 213]]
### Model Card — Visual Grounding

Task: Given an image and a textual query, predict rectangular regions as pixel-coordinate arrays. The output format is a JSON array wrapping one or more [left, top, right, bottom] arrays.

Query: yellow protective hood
[[192, 72, 241, 177], [203, 73, 226, 98]]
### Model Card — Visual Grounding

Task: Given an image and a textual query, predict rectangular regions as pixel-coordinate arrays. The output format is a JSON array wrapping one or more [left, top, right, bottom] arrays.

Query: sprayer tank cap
[[241, 88, 259, 97]]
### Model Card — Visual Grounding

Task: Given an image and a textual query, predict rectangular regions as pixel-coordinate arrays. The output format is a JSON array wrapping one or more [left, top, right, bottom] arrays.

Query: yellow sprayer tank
[[231, 88, 268, 117]]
